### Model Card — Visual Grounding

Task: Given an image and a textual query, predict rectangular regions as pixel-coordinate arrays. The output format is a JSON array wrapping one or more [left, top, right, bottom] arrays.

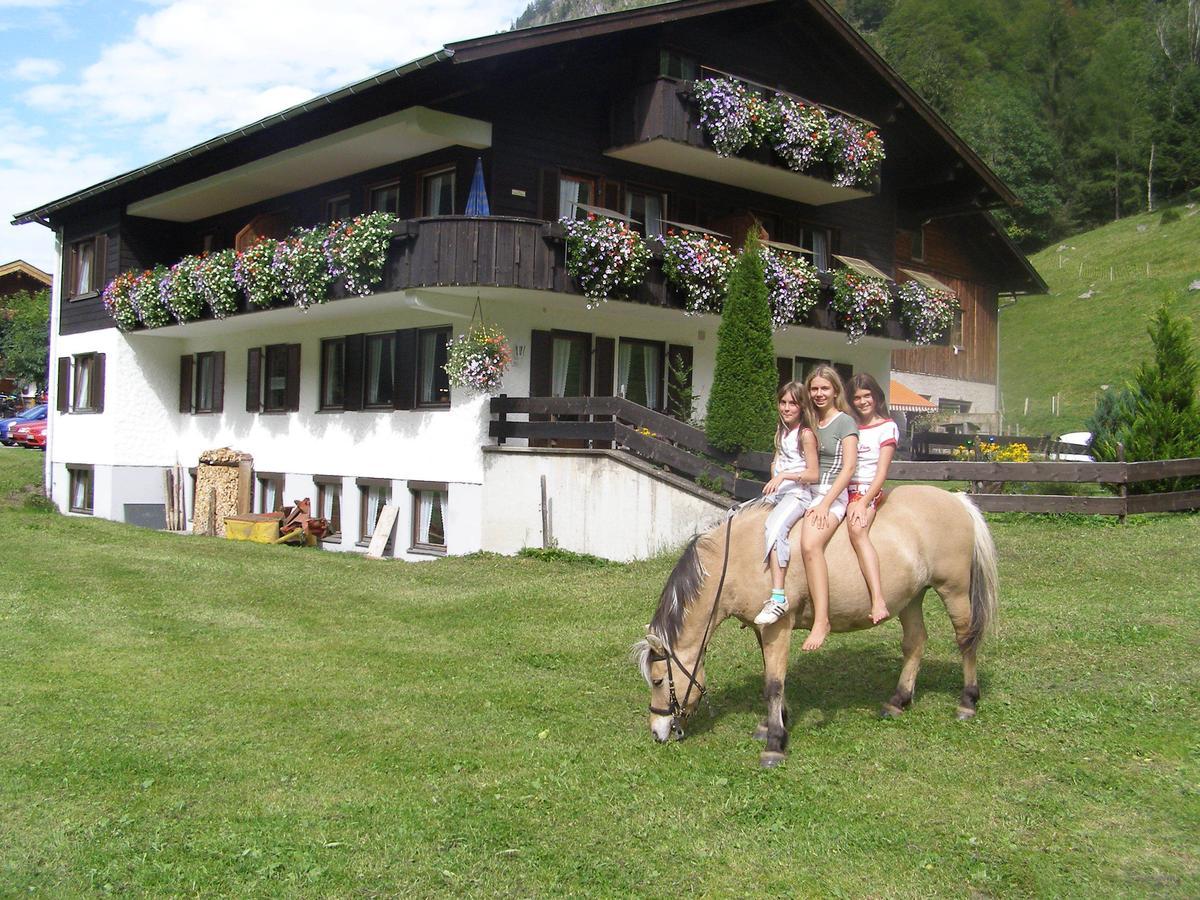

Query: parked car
[[1053, 431, 1094, 462], [0, 404, 47, 445], [12, 419, 47, 450]]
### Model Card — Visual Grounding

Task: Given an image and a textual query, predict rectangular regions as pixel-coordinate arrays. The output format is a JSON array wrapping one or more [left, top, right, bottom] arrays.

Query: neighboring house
[[0, 260, 52, 401], [890, 214, 1044, 431], [12, 0, 1041, 560]]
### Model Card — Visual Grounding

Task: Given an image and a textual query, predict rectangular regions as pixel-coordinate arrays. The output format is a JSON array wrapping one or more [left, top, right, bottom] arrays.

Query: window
[[625, 187, 667, 237], [410, 482, 447, 555], [800, 225, 831, 271], [950, 308, 965, 349], [833, 362, 854, 384], [314, 475, 342, 541], [795, 356, 823, 381], [357, 478, 391, 545], [264, 345, 290, 411], [58, 352, 105, 413], [369, 182, 401, 215], [247, 344, 300, 413], [557, 172, 595, 220], [908, 227, 925, 261], [67, 465, 94, 514], [939, 398, 971, 414], [550, 333, 590, 398], [418, 327, 451, 406], [617, 339, 664, 410], [319, 338, 345, 410], [257, 472, 284, 513], [325, 194, 351, 222], [659, 49, 698, 80], [180, 352, 225, 414], [67, 235, 105, 298], [364, 333, 395, 408], [421, 167, 456, 217]]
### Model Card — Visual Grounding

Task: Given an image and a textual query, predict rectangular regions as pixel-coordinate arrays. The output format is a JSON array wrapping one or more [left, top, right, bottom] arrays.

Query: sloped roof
[[0, 259, 52, 286]]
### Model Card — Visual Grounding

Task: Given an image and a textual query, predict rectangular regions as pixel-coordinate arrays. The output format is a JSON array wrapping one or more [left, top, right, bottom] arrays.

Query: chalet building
[[0, 260, 52, 401], [13, 0, 1043, 560]]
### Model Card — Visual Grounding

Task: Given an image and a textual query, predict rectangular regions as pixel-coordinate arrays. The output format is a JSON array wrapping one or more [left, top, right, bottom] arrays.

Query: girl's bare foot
[[801, 620, 830, 651], [870, 601, 890, 624]]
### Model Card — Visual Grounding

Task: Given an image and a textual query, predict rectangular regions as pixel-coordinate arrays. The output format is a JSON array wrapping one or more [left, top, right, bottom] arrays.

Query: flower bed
[[693, 77, 777, 157], [658, 229, 736, 315], [770, 95, 831, 172], [101, 271, 140, 332], [195, 250, 239, 319], [323, 212, 397, 296], [162, 255, 206, 323], [898, 280, 957, 345], [830, 268, 893, 343], [826, 114, 885, 189], [276, 229, 332, 310], [444, 323, 513, 394], [132, 266, 172, 328], [561, 213, 651, 308], [762, 246, 821, 331]]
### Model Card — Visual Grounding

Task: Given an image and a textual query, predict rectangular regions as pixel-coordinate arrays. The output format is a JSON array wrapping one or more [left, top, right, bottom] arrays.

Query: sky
[[0, 0, 533, 276]]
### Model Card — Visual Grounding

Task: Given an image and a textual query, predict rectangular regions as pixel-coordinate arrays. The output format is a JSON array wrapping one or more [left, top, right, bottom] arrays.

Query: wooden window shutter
[[285, 343, 301, 412], [92, 353, 105, 413], [94, 233, 109, 291], [602, 181, 621, 214], [179, 355, 194, 413], [246, 347, 262, 412], [776, 356, 793, 391], [56, 357, 70, 413], [212, 352, 225, 413], [393, 329, 418, 410], [667, 344, 693, 419], [343, 334, 364, 411], [593, 337, 615, 397], [529, 330, 553, 397], [539, 168, 559, 222]]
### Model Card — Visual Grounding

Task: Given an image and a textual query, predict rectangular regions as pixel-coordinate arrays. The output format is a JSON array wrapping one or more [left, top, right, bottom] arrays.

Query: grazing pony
[[633, 485, 998, 767]]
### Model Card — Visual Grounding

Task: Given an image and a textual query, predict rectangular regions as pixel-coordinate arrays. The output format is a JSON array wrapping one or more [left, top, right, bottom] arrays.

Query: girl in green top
[[798, 365, 858, 651]]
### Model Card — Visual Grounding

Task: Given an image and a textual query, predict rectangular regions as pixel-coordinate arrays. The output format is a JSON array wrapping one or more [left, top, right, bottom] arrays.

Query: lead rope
[[676, 504, 737, 716]]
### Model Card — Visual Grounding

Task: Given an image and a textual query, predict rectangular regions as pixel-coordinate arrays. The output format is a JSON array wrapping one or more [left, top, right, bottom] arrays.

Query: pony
[[632, 485, 998, 767]]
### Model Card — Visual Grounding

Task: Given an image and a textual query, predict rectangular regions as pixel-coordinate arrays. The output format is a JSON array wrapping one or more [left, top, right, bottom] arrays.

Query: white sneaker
[[754, 599, 789, 626]]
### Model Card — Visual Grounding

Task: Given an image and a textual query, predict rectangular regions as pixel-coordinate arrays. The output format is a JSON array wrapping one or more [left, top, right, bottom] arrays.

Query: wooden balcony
[[606, 77, 876, 206]]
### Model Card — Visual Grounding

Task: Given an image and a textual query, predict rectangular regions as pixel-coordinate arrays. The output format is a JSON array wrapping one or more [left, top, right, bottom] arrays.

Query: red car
[[12, 419, 47, 450]]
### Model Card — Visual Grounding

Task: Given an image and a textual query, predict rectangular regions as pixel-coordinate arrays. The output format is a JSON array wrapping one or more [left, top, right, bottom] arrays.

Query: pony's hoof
[[879, 703, 905, 719], [956, 706, 977, 721], [759, 750, 786, 768], [752, 722, 769, 741]]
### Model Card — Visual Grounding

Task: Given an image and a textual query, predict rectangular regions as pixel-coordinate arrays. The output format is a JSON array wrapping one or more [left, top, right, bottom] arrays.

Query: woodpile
[[193, 448, 252, 537]]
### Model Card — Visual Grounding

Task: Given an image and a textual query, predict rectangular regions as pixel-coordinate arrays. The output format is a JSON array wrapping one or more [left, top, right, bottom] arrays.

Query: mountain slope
[[999, 206, 1200, 436]]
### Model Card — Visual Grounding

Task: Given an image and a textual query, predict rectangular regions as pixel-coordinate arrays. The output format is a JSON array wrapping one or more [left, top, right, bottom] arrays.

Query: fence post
[[496, 393, 507, 445], [1117, 441, 1127, 525]]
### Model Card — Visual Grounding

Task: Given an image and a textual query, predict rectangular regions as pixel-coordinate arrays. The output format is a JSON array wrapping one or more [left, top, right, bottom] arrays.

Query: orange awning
[[890, 379, 935, 411]]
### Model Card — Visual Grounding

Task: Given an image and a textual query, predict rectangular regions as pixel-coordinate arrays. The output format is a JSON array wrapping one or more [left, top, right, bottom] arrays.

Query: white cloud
[[13, 57, 61, 80]]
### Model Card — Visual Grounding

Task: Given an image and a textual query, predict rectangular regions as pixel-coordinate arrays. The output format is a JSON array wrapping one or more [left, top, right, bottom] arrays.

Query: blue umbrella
[[465, 157, 490, 217]]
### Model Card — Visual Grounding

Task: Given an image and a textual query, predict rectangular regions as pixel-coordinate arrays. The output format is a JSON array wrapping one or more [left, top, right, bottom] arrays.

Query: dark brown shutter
[[57, 357, 70, 413], [776, 356, 793, 391], [212, 352, 225, 413], [343, 334, 364, 411], [602, 180, 621, 214], [539, 168, 559, 221], [593, 337, 615, 397], [246, 347, 262, 412], [529, 330, 553, 397], [285, 343, 301, 412], [393, 329, 417, 410], [92, 354, 105, 412], [179, 355, 194, 413], [667, 344, 693, 420], [94, 234, 109, 291]]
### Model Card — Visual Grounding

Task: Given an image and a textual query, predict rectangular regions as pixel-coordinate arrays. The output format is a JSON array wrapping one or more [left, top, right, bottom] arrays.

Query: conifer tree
[[704, 230, 777, 454]]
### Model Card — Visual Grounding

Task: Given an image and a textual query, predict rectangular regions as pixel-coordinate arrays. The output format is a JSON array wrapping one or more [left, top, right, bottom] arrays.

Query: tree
[[704, 230, 778, 454], [0, 290, 50, 394]]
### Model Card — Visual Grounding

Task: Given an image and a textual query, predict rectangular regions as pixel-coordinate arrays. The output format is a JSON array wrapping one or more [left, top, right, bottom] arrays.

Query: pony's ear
[[645, 632, 666, 653]]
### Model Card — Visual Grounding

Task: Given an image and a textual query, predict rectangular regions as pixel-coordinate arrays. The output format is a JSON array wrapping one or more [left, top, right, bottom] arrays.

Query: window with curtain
[[263, 345, 290, 411], [801, 225, 831, 271], [68, 465, 93, 514], [410, 484, 447, 554], [195, 353, 215, 412], [320, 338, 345, 410], [557, 173, 594, 220], [365, 333, 395, 408], [257, 474, 284, 513], [418, 327, 451, 406], [422, 168, 456, 216], [625, 188, 666, 237], [72, 240, 95, 296], [72, 355, 94, 410], [369, 182, 401, 215], [550, 336, 588, 398], [315, 477, 342, 540], [358, 481, 391, 543], [617, 339, 663, 410]]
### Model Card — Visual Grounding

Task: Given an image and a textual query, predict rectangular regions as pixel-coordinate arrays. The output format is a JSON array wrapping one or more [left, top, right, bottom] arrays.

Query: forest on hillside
[[512, 0, 1200, 252]]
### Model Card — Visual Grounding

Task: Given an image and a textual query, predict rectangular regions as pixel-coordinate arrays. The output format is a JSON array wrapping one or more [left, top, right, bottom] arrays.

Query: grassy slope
[[0, 448, 1197, 897], [1000, 206, 1200, 436]]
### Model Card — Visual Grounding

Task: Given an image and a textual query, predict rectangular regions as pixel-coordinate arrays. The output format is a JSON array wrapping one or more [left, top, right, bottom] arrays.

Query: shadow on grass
[[683, 643, 972, 739]]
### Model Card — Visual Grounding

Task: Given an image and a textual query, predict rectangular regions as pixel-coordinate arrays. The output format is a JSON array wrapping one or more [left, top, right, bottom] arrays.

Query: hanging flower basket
[[898, 281, 957, 345], [561, 213, 651, 308], [444, 323, 513, 394], [770, 95, 831, 172], [276, 228, 332, 310], [831, 268, 893, 343], [693, 77, 777, 157], [234, 238, 287, 309], [324, 211, 397, 296], [101, 271, 140, 332], [827, 114, 885, 189], [659, 229, 736, 315], [162, 254, 206, 323], [196, 249, 239, 319], [762, 246, 821, 331], [132, 266, 172, 328]]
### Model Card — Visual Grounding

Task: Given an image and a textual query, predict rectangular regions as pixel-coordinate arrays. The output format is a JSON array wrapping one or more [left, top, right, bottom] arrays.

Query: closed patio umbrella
[[465, 157, 490, 217]]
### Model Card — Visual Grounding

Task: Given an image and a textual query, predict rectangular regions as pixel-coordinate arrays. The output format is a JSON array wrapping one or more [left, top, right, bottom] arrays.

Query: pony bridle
[[647, 511, 735, 738]]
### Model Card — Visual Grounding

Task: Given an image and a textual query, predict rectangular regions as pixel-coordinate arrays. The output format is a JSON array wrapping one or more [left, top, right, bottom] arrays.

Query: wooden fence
[[490, 396, 1200, 517], [910, 431, 1091, 460]]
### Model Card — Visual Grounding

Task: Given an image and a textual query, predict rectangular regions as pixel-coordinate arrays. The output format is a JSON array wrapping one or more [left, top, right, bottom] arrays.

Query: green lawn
[[1001, 206, 1200, 436], [1, 448, 1197, 897]]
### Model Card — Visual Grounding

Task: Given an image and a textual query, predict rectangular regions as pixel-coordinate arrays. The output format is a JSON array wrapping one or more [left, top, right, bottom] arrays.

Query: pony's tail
[[955, 493, 999, 653]]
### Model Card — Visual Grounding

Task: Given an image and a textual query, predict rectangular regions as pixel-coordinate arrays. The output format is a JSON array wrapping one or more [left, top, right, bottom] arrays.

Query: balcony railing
[[606, 77, 879, 206]]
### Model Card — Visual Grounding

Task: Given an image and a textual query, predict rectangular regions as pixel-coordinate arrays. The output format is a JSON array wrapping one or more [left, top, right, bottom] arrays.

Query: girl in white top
[[847, 373, 900, 624], [753, 381, 819, 626]]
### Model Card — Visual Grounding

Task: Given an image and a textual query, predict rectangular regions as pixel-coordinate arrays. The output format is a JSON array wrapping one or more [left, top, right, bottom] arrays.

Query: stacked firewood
[[278, 499, 329, 543]]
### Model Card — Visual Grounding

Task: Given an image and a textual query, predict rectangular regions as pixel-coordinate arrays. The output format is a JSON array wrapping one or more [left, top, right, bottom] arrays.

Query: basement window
[[67, 465, 94, 514], [410, 481, 447, 556]]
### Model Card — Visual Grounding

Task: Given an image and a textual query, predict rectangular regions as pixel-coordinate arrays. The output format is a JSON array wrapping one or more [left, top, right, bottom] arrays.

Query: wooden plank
[[488, 420, 616, 441], [1125, 489, 1200, 514], [619, 427, 734, 490], [967, 493, 1127, 515], [365, 505, 400, 558], [1125, 458, 1200, 481], [888, 460, 1125, 484]]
